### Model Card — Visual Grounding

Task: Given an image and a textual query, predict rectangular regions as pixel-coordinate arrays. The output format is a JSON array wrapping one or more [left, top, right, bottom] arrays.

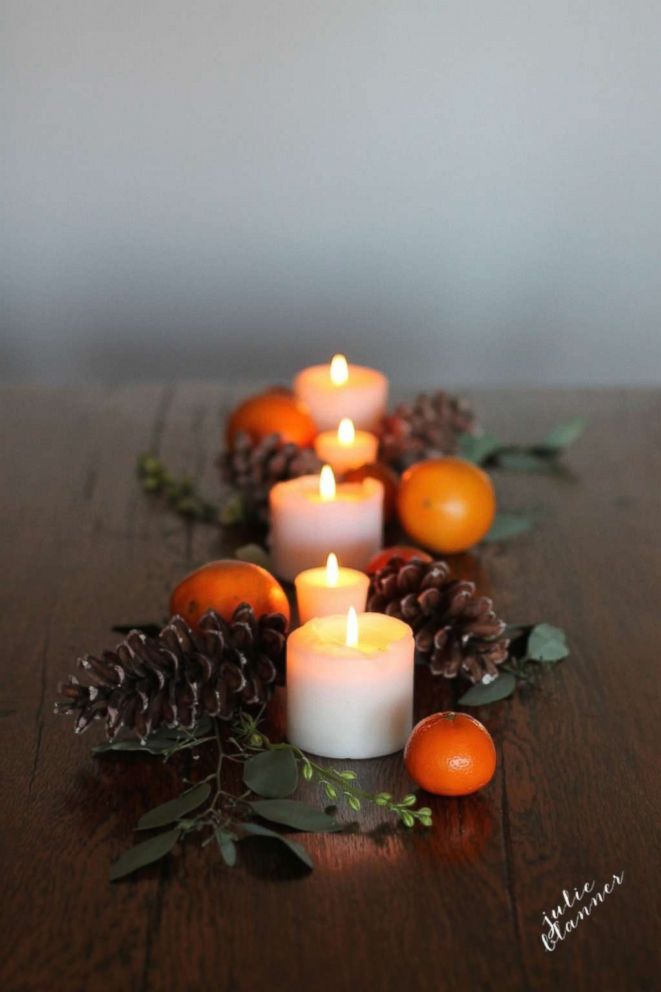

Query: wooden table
[[1, 384, 659, 992]]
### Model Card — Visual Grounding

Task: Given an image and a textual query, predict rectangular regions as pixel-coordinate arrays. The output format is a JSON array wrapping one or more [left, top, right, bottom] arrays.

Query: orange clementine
[[404, 712, 496, 796], [366, 545, 433, 574], [397, 457, 496, 554], [170, 560, 290, 629], [227, 390, 316, 448], [343, 462, 400, 523]]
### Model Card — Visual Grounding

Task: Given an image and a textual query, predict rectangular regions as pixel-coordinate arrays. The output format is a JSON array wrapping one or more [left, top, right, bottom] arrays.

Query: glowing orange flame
[[319, 465, 336, 501], [330, 354, 349, 386], [345, 606, 359, 648], [337, 417, 355, 445]]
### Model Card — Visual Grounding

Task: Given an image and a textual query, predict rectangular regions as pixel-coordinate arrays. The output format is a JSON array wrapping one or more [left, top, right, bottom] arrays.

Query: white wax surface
[[314, 428, 379, 475], [286, 613, 415, 759], [269, 475, 384, 582], [293, 364, 389, 432], [294, 565, 370, 624]]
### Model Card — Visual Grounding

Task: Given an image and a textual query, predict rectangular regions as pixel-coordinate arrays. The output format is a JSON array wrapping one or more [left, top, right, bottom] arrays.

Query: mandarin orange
[[170, 560, 290, 629], [404, 711, 496, 796], [227, 390, 316, 448], [397, 457, 496, 554]]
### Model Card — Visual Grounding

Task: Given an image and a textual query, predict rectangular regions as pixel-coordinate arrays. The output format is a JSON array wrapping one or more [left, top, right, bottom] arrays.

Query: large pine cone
[[55, 606, 287, 741], [221, 431, 322, 523], [378, 391, 477, 471], [367, 557, 509, 682]]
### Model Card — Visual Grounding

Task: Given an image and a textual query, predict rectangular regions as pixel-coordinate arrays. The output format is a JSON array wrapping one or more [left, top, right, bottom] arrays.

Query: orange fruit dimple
[[404, 711, 496, 796], [397, 457, 496, 554], [170, 560, 290, 629], [227, 390, 316, 448]]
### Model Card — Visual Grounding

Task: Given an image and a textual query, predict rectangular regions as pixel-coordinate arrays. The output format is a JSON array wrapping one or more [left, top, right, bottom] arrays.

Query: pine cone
[[55, 605, 288, 741], [367, 557, 509, 682], [221, 431, 322, 523], [378, 391, 478, 471]]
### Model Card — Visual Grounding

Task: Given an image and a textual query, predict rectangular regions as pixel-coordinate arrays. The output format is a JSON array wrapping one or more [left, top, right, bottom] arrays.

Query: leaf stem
[[238, 718, 432, 828]]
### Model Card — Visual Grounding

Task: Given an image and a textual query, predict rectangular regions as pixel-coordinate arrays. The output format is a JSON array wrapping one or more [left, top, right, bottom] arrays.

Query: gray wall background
[[3, 1, 661, 387]]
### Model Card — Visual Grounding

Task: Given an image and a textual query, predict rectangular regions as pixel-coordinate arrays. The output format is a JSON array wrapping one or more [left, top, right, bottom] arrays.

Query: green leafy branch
[[96, 709, 431, 882], [137, 454, 220, 523], [464, 419, 586, 544], [234, 713, 432, 828], [457, 623, 570, 707], [459, 417, 586, 475]]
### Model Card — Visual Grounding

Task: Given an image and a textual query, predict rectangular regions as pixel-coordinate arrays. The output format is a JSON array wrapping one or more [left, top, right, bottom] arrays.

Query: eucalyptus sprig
[[137, 454, 220, 523], [235, 712, 432, 829], [96, 707, 431, 882], [459, 417, 586, 475]]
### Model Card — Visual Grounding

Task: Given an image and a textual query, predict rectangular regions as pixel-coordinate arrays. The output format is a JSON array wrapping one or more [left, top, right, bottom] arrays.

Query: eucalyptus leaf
[[458, 672, 516, 706], [482, 512, 532, 543], [239, 822, 314, 869], [539, 417, 586, 452], [109, 828, 180, 881], [458, 432, 502, 465], [243, 748, 299, 798], [137, 782, 211, 830], [234, 543, 272, 569], [527, 623, 569, 662], [93, 717, 213, 756], [249, 799, 341, 832], [215, 830, 238, 867], [497, 451, 553, 473], [93, 738, 169, 755]]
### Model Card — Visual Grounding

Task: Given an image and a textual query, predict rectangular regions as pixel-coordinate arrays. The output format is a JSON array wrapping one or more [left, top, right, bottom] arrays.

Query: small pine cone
[[55, 605, 288, 742], [367, 557, 509, 682], [378, 391, 478, 471], [221, 431, 322, 523]]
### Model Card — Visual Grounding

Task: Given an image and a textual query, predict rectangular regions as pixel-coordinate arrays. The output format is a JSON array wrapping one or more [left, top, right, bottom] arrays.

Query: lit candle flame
[[345, 606, 359, 648], [337, 417, 355, 446], [319, 464, 336, 501], [326, 552, 339, 587], [330, 354, 349, 386]]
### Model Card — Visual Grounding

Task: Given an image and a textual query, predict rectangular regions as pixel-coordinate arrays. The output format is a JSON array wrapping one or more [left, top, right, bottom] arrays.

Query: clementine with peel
[[404, 712, 496, 796], [227, 390, 316, 448], [397, 457, 496, 554], [170, 560, 290, 629]]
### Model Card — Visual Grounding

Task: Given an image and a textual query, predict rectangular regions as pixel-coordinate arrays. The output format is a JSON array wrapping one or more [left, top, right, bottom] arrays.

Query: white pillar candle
[[269, 467, 384, 582], [295, 553, 370, 624], [314, 418, 379, 476], [286, 609, 415, 759], [293, 354, 389, 431]]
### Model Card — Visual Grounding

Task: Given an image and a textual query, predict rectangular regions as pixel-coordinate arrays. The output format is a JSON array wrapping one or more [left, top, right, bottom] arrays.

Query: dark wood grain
[[0, 385, 659, 992]]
